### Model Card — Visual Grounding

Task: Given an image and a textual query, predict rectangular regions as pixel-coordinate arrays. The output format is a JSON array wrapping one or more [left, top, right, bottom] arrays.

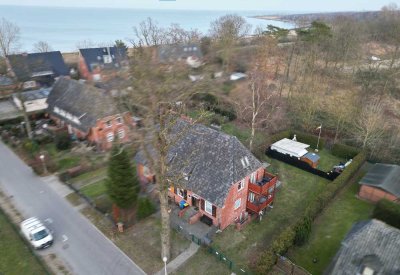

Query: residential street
[[0, 141, 146, 275]]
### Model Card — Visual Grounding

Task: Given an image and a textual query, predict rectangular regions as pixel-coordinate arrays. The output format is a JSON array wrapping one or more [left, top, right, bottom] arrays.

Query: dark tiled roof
[[359, 163, 400, 197], [0, 75, 14, 86], [135, 120, 263, 207], [46, 77, 120, 132], [326, 219, 400, 275], [79, 47, 127, 72], [7, 51, 69, 82], [158, 44, 202, 63]]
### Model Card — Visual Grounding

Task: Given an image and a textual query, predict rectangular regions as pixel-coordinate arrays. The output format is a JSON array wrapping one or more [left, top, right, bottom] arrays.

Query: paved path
[[155, 242, 200, 275], [0, 141, 146, 275]]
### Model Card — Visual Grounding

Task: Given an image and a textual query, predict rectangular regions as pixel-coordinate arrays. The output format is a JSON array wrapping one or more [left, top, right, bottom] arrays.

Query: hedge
[[372, 199, 400, 230], [292, 131, 325, 149], [254, 151, 367, 273], [331, 143, 360, 159]]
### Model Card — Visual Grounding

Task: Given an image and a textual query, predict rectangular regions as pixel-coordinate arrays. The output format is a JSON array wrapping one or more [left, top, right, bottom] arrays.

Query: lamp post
[[39, 154, 47, 174], [162, 256, 168, 275]]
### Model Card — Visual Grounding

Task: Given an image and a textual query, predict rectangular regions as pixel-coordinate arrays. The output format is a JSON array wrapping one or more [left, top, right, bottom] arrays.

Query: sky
[[1, 0, 400, 12]]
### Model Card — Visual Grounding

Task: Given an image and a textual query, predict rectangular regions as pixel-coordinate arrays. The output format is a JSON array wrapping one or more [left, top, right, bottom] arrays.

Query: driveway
[[0, 141, 146, 275]]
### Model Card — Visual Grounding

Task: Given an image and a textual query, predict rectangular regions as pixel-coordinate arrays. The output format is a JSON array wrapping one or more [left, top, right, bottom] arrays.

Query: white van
[[20, 217, 53, 249]]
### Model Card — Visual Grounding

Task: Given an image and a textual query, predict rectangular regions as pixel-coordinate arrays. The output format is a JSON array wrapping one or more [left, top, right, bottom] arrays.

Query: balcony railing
[[248, 172, 277, 195], [246, 195, 274, 213]]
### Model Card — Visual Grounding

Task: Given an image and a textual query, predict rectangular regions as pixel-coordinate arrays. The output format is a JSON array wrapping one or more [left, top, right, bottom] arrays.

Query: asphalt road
[[0, 141, 146, 275]]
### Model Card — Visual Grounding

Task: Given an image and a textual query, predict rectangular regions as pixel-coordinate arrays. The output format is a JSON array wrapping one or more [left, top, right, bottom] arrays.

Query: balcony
[[246, 195, 274, 213], [248, 172, 277, 195]]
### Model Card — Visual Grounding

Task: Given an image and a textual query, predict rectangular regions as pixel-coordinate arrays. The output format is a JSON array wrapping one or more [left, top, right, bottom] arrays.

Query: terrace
[[248, 171, 277, 195]]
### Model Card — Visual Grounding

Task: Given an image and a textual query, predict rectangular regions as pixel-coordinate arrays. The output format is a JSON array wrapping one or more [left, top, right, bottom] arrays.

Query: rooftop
[[359, 163, 400, 197]]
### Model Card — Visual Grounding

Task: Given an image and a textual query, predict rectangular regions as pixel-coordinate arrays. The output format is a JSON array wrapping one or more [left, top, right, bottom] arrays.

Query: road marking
[[62, 235, 68, 242], [44, 218, 53, 224]]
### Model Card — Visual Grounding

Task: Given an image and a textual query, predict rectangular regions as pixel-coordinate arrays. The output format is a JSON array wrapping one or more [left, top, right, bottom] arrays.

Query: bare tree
[[132, 17, 166, 47], [75, 39, 96, 50], [165, 23, 202, 45], [353, 98, 387, 149], [209, 14, 251, 71], [0, 18, 20, 57], [33, 41, 52, 53]]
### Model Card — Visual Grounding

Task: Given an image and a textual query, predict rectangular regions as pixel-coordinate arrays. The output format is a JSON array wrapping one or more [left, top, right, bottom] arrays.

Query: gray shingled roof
[[326, 219, 400, 275], [135, 119, 263, 207], [46, 77, 120, 132], [158, 44, 202, 63], [79, 47, 127, 72], [7, 51, 69, 82], [359, 163, 400, 197]]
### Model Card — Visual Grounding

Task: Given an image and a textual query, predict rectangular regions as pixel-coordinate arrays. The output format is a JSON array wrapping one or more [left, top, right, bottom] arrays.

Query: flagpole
[[316, 124, 322, 152]]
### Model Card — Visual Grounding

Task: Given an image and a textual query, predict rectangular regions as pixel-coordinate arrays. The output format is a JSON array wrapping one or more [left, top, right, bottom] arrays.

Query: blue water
[[0, 5, 294, 52]]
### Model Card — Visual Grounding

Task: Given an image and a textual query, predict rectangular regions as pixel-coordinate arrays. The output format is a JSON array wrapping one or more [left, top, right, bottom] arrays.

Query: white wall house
[[13, 88, 50, 113]]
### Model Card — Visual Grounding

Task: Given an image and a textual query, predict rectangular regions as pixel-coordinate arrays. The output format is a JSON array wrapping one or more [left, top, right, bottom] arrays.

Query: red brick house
[[47, 77, 134, 150], [359, 163, 400, 203], [78, 47, 128, 82], [135, 120, 277, 230]]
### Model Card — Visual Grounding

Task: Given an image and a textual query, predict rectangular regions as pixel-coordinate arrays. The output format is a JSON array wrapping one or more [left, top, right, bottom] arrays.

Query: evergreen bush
[[137, 197, 156, 220], [372, 199, 400, 229]]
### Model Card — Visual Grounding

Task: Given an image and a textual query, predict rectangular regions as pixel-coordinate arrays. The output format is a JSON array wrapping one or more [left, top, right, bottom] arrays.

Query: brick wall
[[359, 185, 398, 203]]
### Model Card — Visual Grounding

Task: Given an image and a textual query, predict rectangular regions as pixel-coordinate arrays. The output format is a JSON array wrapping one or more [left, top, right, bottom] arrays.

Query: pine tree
[[107, 145, 139, 210]]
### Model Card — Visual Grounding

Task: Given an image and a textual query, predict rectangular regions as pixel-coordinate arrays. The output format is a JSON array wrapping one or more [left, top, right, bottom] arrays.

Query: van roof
[[21, 217, 45, 232]]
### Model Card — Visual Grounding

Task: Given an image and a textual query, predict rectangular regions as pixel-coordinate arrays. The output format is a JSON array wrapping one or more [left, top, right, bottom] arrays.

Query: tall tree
[[209, 14, 250, 71], [33, 41, 52, 53], [107, 145, 139, 216]]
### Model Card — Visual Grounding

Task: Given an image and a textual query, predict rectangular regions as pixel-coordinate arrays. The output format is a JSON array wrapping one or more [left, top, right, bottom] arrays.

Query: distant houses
[[7, 51, 69, 89], [78, 47, 129, 82], [326, 219, 400, 275], [158, 44, 203, 67], [47, 77, 134, 150]]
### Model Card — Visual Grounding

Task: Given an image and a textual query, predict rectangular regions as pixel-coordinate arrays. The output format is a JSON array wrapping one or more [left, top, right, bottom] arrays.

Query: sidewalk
[[155, 242, 200, 275], [41, 175, 73, 197]]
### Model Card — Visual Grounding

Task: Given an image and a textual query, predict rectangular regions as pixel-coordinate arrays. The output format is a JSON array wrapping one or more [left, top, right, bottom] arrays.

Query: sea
[[0, 5, 294, 52]]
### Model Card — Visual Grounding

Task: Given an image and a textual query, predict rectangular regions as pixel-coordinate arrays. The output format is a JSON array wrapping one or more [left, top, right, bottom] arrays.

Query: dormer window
[[103, 55, 112, 64], [238, 180, 244, 191], [105, 120, 112, 128], [361, 266, 375, 275], [116, 117, 122, 124], [241, 156, 250, 168]]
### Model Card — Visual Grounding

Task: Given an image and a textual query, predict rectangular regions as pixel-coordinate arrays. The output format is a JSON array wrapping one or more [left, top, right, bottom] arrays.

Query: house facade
[[13, 88, 50, 113], [358, 163, 400, 203], [78, 47, 128, 82], [158, 44, 203, 67], [135, 120, 277, 230], [47, 77, 134, 150]]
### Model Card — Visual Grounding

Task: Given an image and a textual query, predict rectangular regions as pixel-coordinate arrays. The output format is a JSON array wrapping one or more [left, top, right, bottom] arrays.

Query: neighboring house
[[78, 47, 128, 82], [7, 51, 69, 89], [359, 163, 400, 203], [47, 77, 134, 150], [271, 138, 320, 168], [13, 88, 50, 113], [325, 219, 400, 275], [0, 75, 16, 99], [158, 44, 203, 67], [135, 119, 277, 230]]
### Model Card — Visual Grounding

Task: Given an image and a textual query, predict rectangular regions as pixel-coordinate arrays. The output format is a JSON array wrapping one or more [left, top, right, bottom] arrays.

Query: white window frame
[[176, 188, 185, 198], [250, 172, 257, 184], [105, 120, 112, 128], [234, 198, 241, 210], [117, 128, 125, 139], [116, 117, 123, 124], [248, 192, 255, 203], [238, 179, 244, 191], [205, 200, 213, 215], [106, 132, 114, 142]]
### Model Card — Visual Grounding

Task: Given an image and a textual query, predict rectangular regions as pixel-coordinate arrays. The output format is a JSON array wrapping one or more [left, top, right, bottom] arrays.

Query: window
[[105, 120, 112, 128], [238, 180, 244, 191], [250, 172, 257, 184], [268, 186, 275, 194], [234, 199, 241, 210], [177, 188, 185, 198], [106, 132, 114, 142], [103, 55, 112, 64], [143, 166, 151, 177], [115, 117, 123, 124], [248, 192, 255, 203], [193, 46, 197, 51], [117, 129, 125, 139], [205, 200, 213, 214]]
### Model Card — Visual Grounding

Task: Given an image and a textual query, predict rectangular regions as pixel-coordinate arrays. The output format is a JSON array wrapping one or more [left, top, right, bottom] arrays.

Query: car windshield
[[32, 229, 49, 241]]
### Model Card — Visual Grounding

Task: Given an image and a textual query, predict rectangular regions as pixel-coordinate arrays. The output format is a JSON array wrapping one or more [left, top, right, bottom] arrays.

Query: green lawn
[[177, 157, 330, 273], [69, 167, 107, 185], [316, 149, 344, 172], [0, 211, 48, 275], [57, 156, 81, 171], [288, 175, 373, 274], [80, 179, 108, 199]]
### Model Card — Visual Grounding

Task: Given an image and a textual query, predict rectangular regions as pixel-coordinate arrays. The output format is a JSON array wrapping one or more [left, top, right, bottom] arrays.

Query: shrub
[[23, 140, 39, 155], [137, 197, 156, 220], [292, 131, 325, 149], [55, 132, 71, 151], [372, 199, 400, 229], [331, 143, 360, 159], [294, 217, 312, 246], [213, 104, 237, 121]]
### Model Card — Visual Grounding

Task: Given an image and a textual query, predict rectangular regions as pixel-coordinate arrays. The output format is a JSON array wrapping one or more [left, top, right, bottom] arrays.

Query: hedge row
[[254, 151, 367, 274], [372, 199, 400, 230], [331, 143, 360, 159], [292, 131, 326, 149]]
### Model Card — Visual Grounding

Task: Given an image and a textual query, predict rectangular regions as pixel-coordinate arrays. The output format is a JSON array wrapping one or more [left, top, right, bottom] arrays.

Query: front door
[[183, 189, 187, 200], [192, 196, 199, 208]]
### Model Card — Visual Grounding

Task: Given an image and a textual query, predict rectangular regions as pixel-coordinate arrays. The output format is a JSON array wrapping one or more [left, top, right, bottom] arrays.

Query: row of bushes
[[372, 199, 400, 230], [331, 143, 361, 159], [254, 151, 367, 273]]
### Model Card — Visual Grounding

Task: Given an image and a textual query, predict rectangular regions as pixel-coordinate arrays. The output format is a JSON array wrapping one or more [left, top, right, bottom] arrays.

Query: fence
[[275, 255, 311, 275], [266, 148, 341, 181]]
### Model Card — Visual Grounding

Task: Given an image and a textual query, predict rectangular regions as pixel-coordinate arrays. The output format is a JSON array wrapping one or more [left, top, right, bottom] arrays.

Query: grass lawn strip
[[288, 172, 373, 274], [0, 210, 48, 275], [80, 179, 108, 199]]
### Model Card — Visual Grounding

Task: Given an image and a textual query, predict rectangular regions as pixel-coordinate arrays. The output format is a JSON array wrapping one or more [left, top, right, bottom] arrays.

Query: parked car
[[20, 217, 53, 249]]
